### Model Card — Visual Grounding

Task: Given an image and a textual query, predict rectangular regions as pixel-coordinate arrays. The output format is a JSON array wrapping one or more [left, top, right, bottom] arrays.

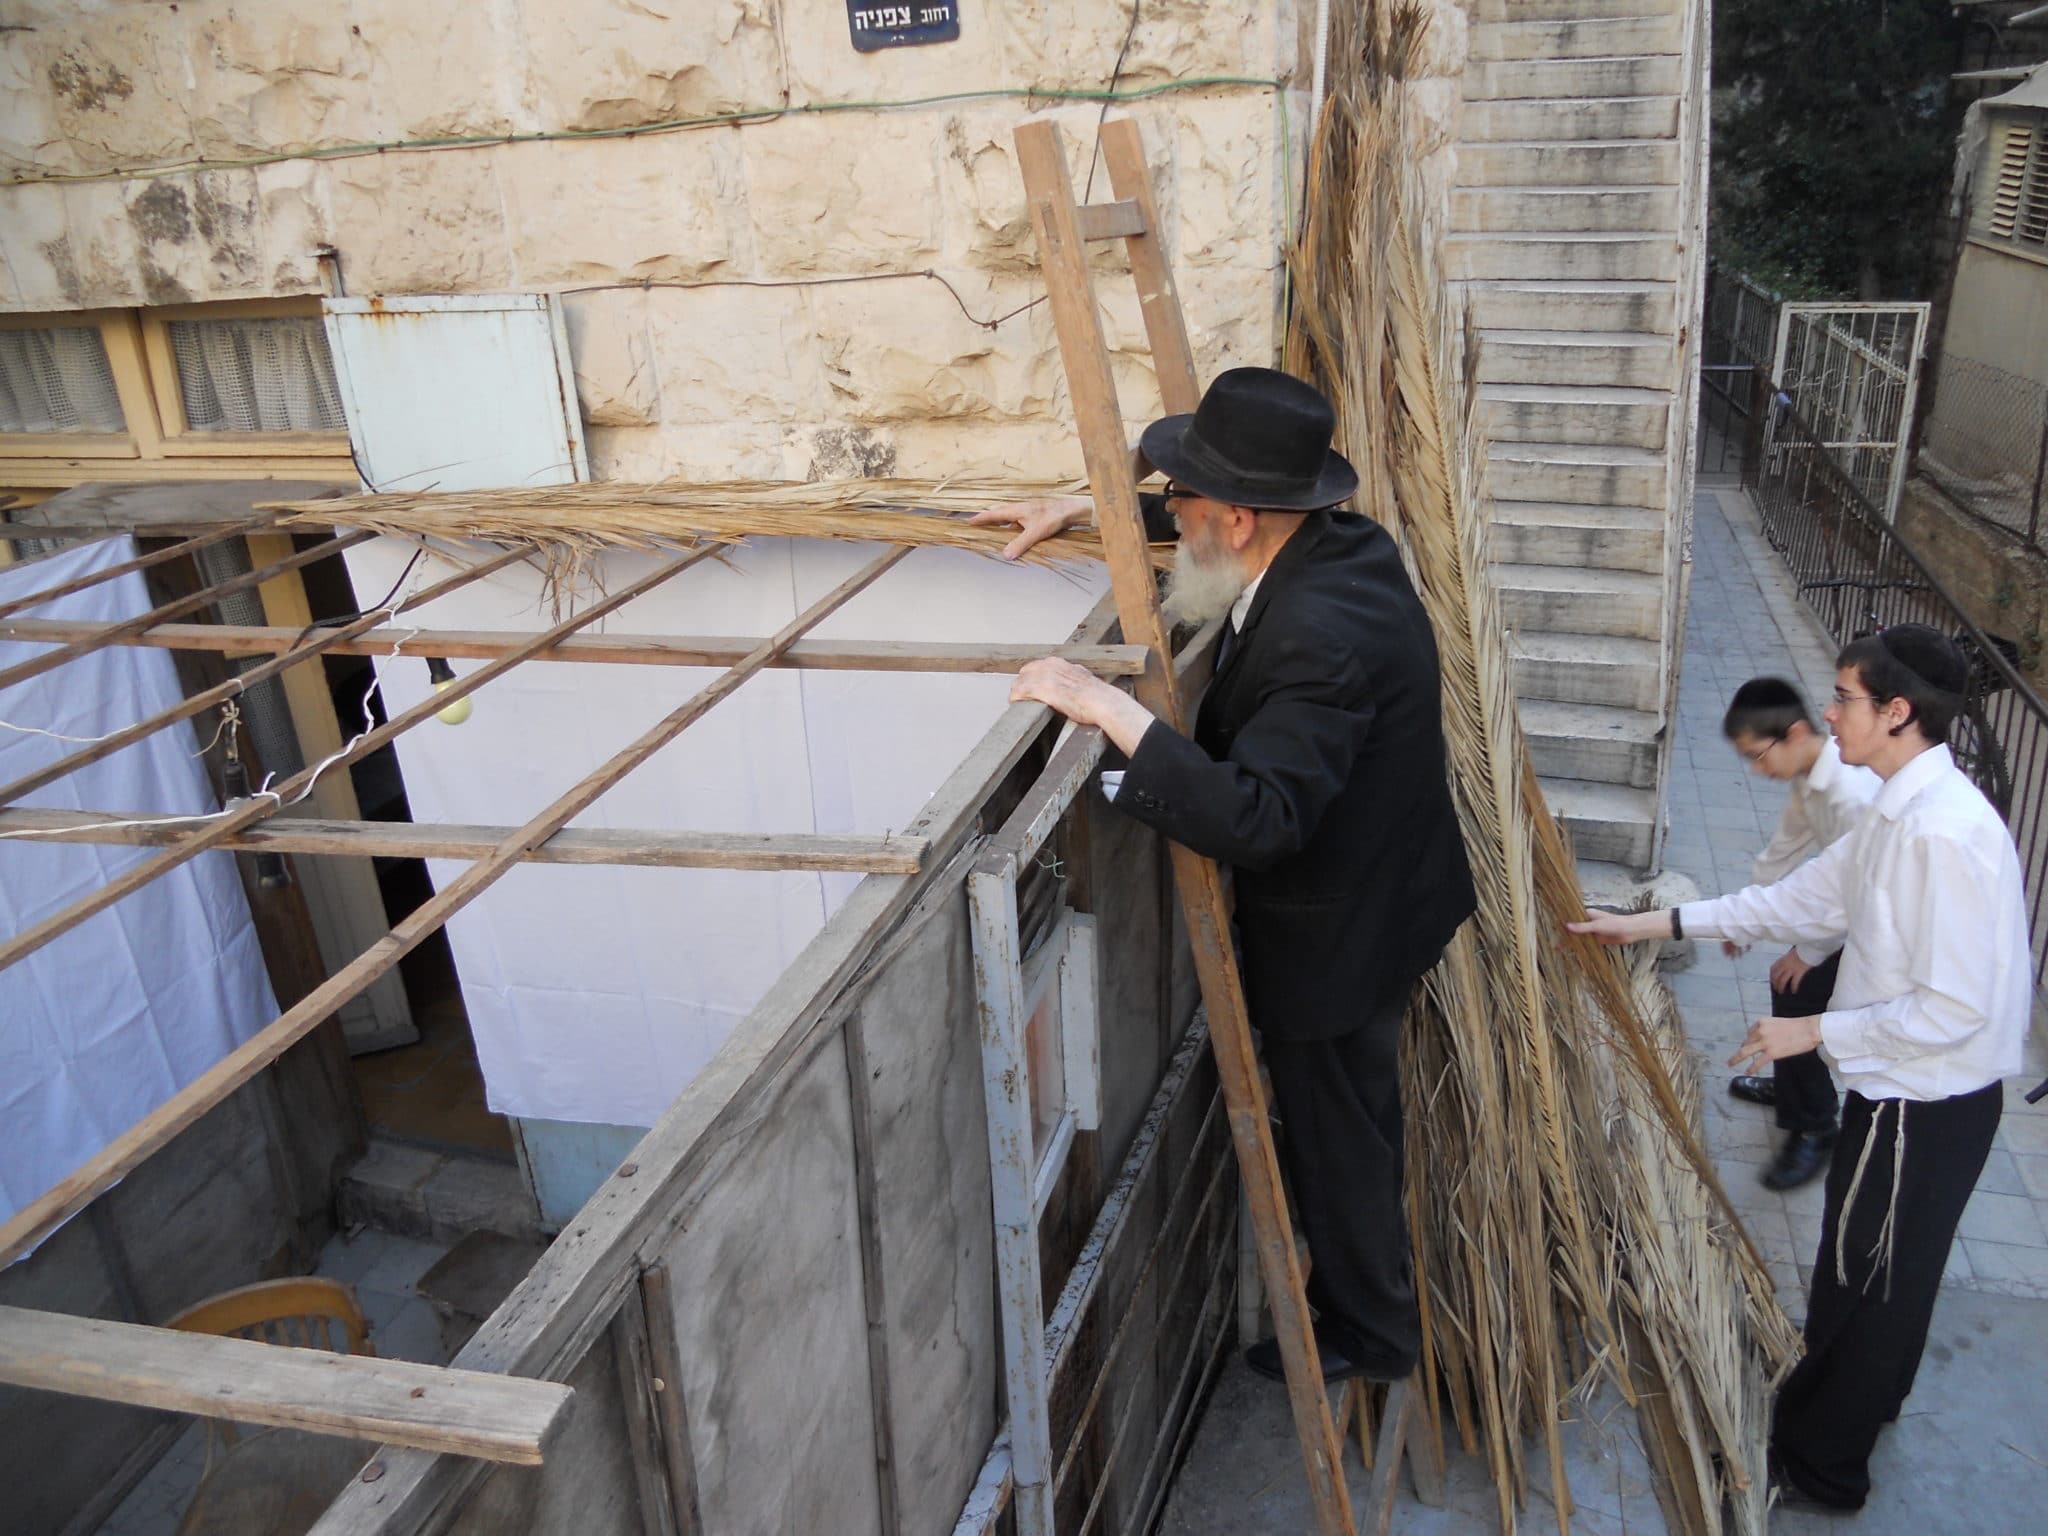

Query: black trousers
[[1260, 988, 1418, 1373], [1773, 1081, 2003, 1509], [1770, 949, 1842, 1135]]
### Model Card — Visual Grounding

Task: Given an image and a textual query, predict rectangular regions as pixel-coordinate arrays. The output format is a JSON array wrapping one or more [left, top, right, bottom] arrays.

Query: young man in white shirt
[[1720, 678, 1881, 1189], [1570, 624, 2028, 1511]]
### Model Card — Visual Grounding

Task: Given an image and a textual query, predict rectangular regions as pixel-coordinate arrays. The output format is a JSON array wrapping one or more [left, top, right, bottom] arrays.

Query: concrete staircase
[[1453, 0, 1697, 872]]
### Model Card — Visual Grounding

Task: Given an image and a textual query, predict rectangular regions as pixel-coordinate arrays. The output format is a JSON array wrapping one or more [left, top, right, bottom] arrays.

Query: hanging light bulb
[[424, 657, 473, 726]]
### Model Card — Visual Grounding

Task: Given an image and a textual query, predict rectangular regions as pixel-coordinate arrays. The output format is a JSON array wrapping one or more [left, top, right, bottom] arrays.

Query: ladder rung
[[1075, 198, 1147, 241]]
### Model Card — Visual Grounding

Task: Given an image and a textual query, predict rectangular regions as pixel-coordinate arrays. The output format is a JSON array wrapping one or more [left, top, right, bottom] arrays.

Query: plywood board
[[840, 890, 998, 1536], [653, 1041, 884, 1536]]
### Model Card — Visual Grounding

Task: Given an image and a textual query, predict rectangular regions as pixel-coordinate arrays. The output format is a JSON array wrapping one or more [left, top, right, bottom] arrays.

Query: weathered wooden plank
[[1073, 198, 1146, 242], [0, 528, 373, 694], [0, 546, 529, 808], [0, 809, 929, 874], [637, 1266, 704, 1535], [608, 1289, 681, 1536], [656, 1041, 885, 1536], [0, 617, 1150, 676], [1100, 120, 1201, 420], [303, 592, 1122, 1536], [0, 1306, 572, 1464], [841, 900, 993, 1536], [0, 520, 278, 623]]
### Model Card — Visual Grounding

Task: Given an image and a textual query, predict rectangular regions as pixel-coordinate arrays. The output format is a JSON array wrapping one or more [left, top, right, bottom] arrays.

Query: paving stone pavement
[[1162, 488, 2048, 1532]]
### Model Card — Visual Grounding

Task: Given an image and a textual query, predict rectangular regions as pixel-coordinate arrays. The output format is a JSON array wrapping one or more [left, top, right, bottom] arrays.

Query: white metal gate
[[1767, 302, 1931, 520]]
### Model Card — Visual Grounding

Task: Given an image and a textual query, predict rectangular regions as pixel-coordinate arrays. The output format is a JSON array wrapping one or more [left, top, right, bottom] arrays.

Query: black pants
[[1260, 989, 1418, 1373], [1770, 950, 1842, 1135], [1773, 1081, 2003, 1509]]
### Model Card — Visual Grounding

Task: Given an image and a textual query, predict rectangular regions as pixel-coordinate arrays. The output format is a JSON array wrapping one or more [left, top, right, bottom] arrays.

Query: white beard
[[1161, 534, 1249, 627]]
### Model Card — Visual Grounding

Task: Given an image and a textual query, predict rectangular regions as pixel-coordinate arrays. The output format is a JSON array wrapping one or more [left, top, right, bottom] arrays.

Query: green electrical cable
[[5, 76, 1284, 189]]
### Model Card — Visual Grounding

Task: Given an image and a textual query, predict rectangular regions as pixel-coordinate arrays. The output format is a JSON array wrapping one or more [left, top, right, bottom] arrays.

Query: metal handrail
[[1749, 400, 2048, 989]]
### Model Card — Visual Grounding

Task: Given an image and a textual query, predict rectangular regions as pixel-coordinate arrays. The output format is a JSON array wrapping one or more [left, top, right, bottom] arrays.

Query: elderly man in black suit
[[971, 367, 1476, 1384]]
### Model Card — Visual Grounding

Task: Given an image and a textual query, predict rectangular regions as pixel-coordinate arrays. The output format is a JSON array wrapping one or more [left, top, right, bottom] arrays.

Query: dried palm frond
[[1288, 5, 1796, 1532], [261, 478, 1172, 602]]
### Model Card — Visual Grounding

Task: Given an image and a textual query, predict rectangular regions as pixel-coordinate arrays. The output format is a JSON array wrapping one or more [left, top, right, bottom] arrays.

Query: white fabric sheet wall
[[341, 536, 1104, 1127], [0, 538, 278, 1230]]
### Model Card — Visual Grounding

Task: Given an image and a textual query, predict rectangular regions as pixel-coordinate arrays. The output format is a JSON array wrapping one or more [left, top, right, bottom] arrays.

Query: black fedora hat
[[1139, 367, 1358, 513]]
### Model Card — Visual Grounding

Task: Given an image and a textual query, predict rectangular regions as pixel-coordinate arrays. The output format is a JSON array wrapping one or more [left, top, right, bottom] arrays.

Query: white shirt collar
[[1873, 742, 1954, 821], [1230, 567, 1267, 634], [1805, 734, 1845, 793]]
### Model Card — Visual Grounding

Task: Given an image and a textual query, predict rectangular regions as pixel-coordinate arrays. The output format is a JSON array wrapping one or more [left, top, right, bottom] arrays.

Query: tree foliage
[[1713, 0, 1965, 298]]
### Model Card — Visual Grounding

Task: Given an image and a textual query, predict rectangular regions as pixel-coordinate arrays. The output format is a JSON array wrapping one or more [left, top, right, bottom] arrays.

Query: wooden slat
[[0, 808, 928, 874], [0, 527, 374, 694], [0, 546, 531, 808], [0, 550, 711, 987], [0, 1305, 572, 1465], [609, 1289, 682, 1536], [0, 530, 121, 573], [1073, 198, 1146, 241], [0, 512, 289, 623], [0, 617, 1151, 677], [1100, 120, 1203, 419], [0, 548, 904, 1267], [637, 1266, 704, 1535], [1016, 116, 1357, 1536]]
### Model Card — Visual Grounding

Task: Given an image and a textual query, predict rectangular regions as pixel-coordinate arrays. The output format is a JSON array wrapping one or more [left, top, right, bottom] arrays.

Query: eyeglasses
[[1831, 689, 1883, 707], [1161, 481, 1197, 506], [1740, 737, 1782, 764]]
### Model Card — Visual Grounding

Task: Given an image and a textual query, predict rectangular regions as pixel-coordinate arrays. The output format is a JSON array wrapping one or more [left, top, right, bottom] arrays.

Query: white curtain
[[0, 539, 279, 1241], [0, 327, 126, 435], [170, 317, 347, 433]]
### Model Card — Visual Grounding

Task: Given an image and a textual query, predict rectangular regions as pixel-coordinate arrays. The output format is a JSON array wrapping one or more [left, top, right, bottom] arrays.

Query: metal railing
[[1918, 353, 2048, 554], [1750, 400, 2048, 988], [1698, 267, 1781, 478]]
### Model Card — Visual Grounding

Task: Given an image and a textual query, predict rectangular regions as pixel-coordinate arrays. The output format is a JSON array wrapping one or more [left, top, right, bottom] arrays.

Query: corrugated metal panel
[[321, 294, 587, 492]]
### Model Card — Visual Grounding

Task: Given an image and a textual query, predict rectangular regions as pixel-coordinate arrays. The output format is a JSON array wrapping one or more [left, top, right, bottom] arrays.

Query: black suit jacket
[[1115, 506, 1476, 1041]]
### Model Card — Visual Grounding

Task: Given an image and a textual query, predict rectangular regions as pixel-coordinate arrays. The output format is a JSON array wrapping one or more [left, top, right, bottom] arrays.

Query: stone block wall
[[1, 1, 1322, 482]]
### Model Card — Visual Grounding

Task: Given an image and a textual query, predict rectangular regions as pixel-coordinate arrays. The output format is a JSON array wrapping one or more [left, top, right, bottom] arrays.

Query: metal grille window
[[168, 316, 346, 433], [1985, 114, 2047, 248], [0, 326, 127, 434]]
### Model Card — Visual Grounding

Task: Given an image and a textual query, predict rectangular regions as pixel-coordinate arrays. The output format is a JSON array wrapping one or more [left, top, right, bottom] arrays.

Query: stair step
[[1489, 440, 1668, 506], [1521, 699, 1662, 787], [1447, 232, 1680, 281], [1476, 328, 1676, 388], [1498, 562, 1663, 640], [1459, 278, 1676, 333], [1453, 183, 1678, 234], [1457, 138, 1681, 188], [1478, 381, 1670, 448], [1491, 500, 1666, 573], [1470, 55, 1684, 102], [1512, 630, 1662, 711], [1539, 776, 1658, 866], [1462, 94, 1681, 142], [1476, 0, 1681, 20], [1471, 14, 1683, 61]]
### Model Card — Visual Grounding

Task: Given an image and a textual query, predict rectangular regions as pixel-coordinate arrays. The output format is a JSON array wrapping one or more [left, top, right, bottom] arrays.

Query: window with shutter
[[1988, 119, 2033, 241]]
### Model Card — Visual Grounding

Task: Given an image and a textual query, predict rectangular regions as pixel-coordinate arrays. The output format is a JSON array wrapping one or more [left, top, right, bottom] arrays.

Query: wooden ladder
[[1015, 115, 1441, 1536]]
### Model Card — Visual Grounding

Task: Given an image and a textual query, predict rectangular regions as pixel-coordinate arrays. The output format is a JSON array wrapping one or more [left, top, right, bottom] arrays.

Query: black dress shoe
[[1728, 1074, 1777, 1107], [1762, 1129, 1836, 1191], [1245, 1332, 1412, 1386]]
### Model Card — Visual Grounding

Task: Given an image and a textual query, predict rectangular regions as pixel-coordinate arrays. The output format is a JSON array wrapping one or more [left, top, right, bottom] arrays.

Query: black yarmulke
[[1877, 624, 1969, 698]]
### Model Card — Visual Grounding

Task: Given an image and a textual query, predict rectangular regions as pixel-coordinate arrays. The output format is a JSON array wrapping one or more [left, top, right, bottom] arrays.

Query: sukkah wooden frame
[[0, 500, 1187, 1476]]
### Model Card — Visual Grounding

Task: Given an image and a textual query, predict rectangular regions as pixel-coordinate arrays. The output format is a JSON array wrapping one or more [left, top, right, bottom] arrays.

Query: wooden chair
[[166, 1276, 373, 1358], [165, 1278, 376, 1536]]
